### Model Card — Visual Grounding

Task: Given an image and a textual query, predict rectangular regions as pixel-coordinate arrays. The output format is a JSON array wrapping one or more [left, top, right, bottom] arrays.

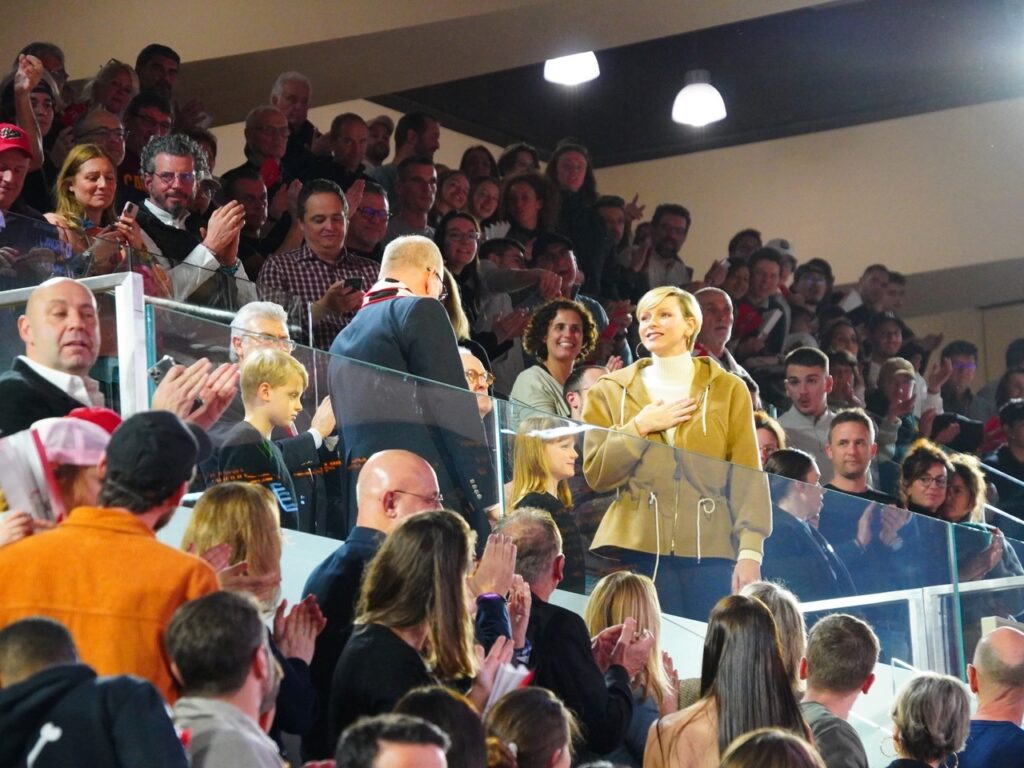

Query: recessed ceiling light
[[544, 52, 600, 86]]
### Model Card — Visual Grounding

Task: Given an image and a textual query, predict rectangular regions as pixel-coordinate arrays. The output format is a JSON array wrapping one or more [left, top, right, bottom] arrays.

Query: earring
[[880, 736, 897, 759]]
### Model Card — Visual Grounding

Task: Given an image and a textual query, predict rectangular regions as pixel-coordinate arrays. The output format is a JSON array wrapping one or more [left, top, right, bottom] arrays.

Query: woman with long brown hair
[[645, 595, 807, 768], [328, 509, 511, 744]]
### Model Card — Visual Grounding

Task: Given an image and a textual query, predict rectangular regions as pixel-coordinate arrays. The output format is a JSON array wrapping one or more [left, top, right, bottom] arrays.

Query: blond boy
[[214, 348, 307, 528]]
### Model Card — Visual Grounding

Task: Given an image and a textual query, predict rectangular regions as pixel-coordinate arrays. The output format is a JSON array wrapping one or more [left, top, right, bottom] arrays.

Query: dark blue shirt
[[956, 719, 1024, 768]]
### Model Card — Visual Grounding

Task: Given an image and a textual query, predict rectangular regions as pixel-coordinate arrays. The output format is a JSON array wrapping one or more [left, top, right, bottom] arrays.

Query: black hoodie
[[0, 663, 187, 767]]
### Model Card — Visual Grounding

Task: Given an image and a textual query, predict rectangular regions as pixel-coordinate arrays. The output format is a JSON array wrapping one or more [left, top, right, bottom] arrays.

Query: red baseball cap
[[0, 124, 32, 157], [67, 406, 123, 435]]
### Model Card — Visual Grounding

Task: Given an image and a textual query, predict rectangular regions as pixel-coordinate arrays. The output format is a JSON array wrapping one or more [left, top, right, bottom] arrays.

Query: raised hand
[[468, 533, 516, 597]]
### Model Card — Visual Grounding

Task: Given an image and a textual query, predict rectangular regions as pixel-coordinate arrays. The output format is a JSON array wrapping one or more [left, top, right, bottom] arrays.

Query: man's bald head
[[19, 278, 100, 377], [973, 627, 1024, 691], [355, 449, 442, 533]]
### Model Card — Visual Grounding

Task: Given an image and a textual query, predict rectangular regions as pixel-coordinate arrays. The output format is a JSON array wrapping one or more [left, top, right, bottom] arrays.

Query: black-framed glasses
[[394, 489, 444, 508], [914, 474, 947, 489], [148, 171, 196, 186], [356, 206, 389, 222], [464, 369, 495, 387], [234, 328, 297, 352], [427, 268, 448, 302]]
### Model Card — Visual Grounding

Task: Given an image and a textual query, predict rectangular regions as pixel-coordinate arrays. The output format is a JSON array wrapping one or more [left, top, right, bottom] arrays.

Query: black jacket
[[0, 358, 84, 436], [0, 663, 187, 768], [762, 504, 857, 601], [329, 294, 496, 540], [526, 596, 633, 758]]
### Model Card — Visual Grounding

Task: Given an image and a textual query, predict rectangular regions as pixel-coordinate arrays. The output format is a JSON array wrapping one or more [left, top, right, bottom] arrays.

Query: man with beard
[[135, 133, 251, 307], [0, 411, 220, 702]]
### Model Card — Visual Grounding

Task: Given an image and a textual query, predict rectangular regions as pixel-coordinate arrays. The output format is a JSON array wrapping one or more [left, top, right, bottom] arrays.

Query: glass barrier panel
[[0, 209, 85, 290]]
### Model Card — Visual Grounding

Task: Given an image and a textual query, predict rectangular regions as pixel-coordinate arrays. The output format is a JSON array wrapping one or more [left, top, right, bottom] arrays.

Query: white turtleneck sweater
[[640, 352, 694, 444]]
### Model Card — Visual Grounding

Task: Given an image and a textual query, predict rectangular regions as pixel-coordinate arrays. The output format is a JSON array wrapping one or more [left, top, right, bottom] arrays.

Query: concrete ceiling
[[3, 0, 818, 127]]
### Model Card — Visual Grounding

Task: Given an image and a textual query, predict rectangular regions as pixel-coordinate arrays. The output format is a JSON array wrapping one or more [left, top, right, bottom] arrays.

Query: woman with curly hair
[[509, 299, 597, 418], [581, 286, 769, 620]]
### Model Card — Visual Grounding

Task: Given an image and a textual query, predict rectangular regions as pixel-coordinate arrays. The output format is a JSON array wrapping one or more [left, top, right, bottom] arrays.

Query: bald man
[[958, 626, 1024, 767], [302, 449, 442, 757], [0, 277, 102, 435]]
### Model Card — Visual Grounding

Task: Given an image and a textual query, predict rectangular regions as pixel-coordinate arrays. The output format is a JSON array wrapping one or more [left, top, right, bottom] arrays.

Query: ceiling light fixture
[[543, 51, 600, 86], [671, 69, 727, 127]]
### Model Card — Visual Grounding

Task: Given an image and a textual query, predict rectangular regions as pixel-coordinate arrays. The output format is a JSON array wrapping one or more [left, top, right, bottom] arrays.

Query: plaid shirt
[[258, 244, 379, 349]]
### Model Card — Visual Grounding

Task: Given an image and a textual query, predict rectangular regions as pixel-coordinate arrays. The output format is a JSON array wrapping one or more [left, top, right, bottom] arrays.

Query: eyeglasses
[[148, 171, 196, 186], [394, 489, 444, 508], [234, 328, 297, 351], [77, 128, 126, 142], [952, 361, 977, 371], [446, 231, 480, 243], [914, 474, 947, 489], [356, 206, 388, 222], [465, 370, 495, 387], [426, 267, 448, 302], [254, 126, 290, 137], [131, 114, 173, 133]]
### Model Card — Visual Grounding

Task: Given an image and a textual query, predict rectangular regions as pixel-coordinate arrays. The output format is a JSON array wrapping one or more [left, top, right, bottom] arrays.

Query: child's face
[[265, 374, 304, 428]]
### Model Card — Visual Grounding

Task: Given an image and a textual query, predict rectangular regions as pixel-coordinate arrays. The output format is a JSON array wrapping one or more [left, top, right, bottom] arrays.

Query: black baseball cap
[[105, 411, 212, 499]]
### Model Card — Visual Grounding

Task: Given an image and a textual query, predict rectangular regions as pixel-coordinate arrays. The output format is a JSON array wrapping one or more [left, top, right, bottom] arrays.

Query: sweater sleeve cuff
[[737, 529, 766, 556], [737, 549, 763, 565]]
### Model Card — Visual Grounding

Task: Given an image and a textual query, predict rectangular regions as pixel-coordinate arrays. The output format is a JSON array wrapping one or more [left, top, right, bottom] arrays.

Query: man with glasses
[[302, 449, 442, 757], [330, 235, 497, 541], [73, 106, 126, 167], [224, 106, 301, 254], [224, 106, 294, 190], [119, 91, 173, 204], [259, 179, 379, 350], [380, 156, 436, 248], [136, 133, 251, 308], [345, 181, 389, 262]]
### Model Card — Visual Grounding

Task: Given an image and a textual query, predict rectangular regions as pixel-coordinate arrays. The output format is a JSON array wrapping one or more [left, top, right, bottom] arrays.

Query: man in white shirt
[[0, 277, 239, 436], [135, 133, 254, 308], [778, 347, 836, 482], [0, 277, 103, 435]]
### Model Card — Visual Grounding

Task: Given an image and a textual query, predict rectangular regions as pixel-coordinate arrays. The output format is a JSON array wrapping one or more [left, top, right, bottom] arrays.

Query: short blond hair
[[380, 235, 443, 277], [636, 286, 702, 351], [239, 348, 308, 404]]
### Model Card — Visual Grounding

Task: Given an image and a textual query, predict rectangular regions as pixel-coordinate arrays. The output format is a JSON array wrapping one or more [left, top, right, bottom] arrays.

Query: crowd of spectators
[[1, 39, 1024, 768]]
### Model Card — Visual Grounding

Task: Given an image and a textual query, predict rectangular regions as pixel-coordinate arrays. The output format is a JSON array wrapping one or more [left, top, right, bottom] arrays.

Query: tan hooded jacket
[[581, 356, 770, 560]]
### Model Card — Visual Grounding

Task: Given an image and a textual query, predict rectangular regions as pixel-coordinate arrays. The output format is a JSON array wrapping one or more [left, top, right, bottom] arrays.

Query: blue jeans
[[619, 552, 734, 622]]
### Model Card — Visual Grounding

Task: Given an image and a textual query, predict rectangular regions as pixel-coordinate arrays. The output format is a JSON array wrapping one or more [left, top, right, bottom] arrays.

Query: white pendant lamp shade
[[544, 52, 600, 85], [672, 70, 727, 127]]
